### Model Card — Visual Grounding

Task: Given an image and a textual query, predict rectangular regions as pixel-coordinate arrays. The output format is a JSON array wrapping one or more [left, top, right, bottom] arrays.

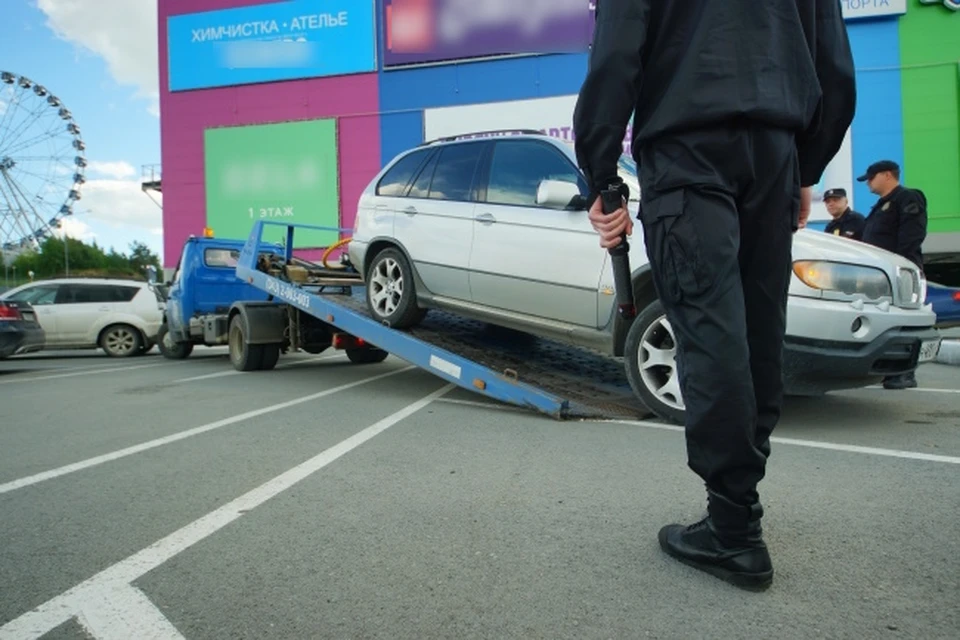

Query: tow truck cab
[[158, 231, 283, 359]]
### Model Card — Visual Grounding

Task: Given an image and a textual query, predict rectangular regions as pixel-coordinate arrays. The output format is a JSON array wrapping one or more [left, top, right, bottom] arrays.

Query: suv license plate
[[919, 338, 941, 363]]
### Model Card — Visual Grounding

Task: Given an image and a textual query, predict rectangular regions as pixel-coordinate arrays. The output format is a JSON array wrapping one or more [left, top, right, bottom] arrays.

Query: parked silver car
[[348, 132, 940, 422]]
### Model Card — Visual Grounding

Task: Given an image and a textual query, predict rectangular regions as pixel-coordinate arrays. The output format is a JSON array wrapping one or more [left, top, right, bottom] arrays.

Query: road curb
[[936, 339, 960, 366]]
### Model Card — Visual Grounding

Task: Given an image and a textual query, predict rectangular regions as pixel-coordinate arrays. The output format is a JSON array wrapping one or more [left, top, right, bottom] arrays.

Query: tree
[[128, 241, 162, 276], [5, 236, 160, 283]]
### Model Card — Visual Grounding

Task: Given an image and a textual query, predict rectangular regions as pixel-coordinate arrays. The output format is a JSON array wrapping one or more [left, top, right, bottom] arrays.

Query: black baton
[[600, 186, 636, 321]]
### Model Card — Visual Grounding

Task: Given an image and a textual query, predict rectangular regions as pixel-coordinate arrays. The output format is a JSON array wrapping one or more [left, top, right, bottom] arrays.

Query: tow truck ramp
[[235, 221, 652, 421]]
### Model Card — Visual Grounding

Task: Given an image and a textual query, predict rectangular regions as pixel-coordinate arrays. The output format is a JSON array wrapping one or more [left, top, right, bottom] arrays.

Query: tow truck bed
[[235, 222, 652, 421]]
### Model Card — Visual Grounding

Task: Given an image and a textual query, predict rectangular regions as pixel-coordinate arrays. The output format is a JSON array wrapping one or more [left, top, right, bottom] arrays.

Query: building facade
[[158, 0, 959, 275]]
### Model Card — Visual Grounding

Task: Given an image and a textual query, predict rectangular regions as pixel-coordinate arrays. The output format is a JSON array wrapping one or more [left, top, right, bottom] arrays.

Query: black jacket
[[824, 208, 866, 241], [573, 0, 857, 195], [862, 186, 928, 269]]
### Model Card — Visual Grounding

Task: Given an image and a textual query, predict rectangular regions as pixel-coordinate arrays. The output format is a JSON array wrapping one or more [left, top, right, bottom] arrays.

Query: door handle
[[402, 206, 418, 216], [99, 306, 110, 311], [475, 213, 496, 224]]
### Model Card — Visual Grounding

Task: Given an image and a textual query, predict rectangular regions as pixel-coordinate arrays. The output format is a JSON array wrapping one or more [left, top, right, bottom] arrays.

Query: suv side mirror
[[536, 179, 587, 210]]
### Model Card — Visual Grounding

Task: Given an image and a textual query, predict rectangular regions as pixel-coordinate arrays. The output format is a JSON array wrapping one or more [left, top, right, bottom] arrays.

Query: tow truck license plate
[[919, 338, 941, 363]]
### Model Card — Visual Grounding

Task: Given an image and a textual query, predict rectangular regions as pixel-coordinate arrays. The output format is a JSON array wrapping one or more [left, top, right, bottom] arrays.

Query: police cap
[[857, 160, 900, 182], [823, 188, 846, 200]]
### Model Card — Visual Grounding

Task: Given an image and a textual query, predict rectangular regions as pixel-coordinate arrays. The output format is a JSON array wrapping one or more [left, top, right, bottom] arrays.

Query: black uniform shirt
[[573, 0, 856, 197], [824, 208, 866, 240], [861, 186, 928, 269]]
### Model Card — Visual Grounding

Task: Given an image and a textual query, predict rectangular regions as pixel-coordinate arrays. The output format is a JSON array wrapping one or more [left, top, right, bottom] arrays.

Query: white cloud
[[87, 160, 137, 180], [75, 178, 163, 238], [55, 216, 97, 243], [37, 0, 159, 117]]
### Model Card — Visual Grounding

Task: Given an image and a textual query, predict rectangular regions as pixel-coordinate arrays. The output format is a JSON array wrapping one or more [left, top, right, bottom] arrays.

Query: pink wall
[[158, 0, 381, 267]]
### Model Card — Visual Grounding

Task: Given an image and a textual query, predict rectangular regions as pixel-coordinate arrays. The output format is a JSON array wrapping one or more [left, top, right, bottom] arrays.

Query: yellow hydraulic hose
[[322, 236, 352, 269]]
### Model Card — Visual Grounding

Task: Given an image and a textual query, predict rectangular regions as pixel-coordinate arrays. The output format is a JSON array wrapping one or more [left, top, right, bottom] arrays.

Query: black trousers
[[636, 124, 799, 514]]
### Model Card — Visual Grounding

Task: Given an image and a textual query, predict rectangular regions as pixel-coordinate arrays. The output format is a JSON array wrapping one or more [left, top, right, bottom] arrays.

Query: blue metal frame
[[236, 221, 571, 419]]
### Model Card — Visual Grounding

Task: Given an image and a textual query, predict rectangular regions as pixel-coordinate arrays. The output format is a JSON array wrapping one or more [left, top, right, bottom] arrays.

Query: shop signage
[[381, 0, 592, 67], [167, 0, 377, 91], [203, 119, 341, 249], [918, 0, 959, 11], [841, 0, 907, 20], [382, 0, 912, 68]]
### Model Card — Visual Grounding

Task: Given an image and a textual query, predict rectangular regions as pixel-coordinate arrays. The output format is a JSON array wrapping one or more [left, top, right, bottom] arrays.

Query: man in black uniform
[[573, 0, 856, 590], [823, 188, 866, 240], [858, 159, 929, 389]]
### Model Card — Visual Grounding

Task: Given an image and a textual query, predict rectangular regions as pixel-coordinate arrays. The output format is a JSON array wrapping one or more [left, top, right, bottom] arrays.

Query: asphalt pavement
[[0, 348, 957, 639]]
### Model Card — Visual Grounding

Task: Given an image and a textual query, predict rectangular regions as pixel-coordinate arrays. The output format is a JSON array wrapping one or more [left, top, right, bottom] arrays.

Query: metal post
[[64, 235, 69, 276]]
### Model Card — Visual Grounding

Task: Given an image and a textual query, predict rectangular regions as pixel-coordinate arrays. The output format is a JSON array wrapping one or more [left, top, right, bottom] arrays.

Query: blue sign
[[167, 0, 377, 92]]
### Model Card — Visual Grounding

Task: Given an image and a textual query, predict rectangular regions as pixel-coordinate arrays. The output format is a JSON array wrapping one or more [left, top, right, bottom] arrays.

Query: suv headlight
[[793, 260, 892, 299]]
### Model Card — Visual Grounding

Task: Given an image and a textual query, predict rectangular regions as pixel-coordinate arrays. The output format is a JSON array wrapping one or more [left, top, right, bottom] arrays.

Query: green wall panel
[[899, 2, 960, 234], [204, 119, 341, 248]]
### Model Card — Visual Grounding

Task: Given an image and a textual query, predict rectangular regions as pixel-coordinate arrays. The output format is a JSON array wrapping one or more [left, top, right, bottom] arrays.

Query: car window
[[408, 151, 439, 199], [376, 149, 431, 197], [427, 143, 484, 202], [4, 284, 59, 305], [486, 140, 586, 207], [55, 284, 137, 304], [205, 248, 240, 267]]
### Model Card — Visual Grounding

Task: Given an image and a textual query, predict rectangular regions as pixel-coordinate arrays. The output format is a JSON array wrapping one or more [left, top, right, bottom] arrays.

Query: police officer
[[573, 0, 855, 590], [858, 159, 929, 389], [823, 188, 865, 240]]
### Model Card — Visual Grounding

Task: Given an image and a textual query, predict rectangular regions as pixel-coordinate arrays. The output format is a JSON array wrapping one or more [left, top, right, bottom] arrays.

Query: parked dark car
[[927, 282, 960, 329], [0, 299, 46, 359]]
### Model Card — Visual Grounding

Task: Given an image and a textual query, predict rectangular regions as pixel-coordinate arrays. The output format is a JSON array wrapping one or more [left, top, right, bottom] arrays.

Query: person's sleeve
[[897, 192, 928, 268], [573, 0, 651, 199], [796, 0, 857, 187]]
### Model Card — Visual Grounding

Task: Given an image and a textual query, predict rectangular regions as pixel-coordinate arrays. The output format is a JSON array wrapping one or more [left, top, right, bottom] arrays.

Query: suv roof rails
[[419, 129, 549, 147]]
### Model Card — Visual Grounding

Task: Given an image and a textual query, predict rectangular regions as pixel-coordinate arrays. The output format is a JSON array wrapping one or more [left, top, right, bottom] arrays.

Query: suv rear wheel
[[365, 247, 425, 329], [100, 324, 143, 358], [624, 300, 686, 424]]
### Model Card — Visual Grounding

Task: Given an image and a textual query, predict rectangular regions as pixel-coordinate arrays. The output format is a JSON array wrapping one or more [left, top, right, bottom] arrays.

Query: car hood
[[792, 229, 919, 273]]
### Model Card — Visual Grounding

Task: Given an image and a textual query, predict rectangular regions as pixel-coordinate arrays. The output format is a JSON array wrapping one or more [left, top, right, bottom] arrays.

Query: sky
[[0, 0, 163, 258]]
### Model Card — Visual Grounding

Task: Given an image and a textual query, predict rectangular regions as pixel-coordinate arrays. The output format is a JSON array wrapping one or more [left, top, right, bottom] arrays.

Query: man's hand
[[798, 186, 812, 229], [588, 194, 633, 249]]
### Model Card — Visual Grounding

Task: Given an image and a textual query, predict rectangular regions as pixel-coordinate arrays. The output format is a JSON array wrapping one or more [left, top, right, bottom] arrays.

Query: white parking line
[[0, 383, 452, 640], [865, 386, 960, 394], [435, 397, 521, 412], [605, 419, 960, 465], [0, 362, 173, 385], [0, 365, 416, 495], [170, 353, 344, 384]]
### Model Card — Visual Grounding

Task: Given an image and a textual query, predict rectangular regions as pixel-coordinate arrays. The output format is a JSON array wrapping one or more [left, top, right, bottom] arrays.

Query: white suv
[[0, 278, 164, 357], [348, 132, 940, 422]]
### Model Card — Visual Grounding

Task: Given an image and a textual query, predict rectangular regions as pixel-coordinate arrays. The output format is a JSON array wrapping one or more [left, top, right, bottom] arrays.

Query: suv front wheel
[[624, 300, 686, 424], [365, 247, 425, 329]]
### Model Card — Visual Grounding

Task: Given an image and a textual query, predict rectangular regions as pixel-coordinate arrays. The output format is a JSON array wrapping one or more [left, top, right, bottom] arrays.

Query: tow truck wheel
[[346, 346, 388, 364], [365, 248, 424, 329], [623, 299, 687, 425], [157, 324, 193, 360], [259, 344, 281, 370], [228, 314, 264, 371]]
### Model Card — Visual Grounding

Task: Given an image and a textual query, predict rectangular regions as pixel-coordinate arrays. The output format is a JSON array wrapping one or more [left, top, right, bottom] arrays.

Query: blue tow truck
[[158, 223, 649, 421]]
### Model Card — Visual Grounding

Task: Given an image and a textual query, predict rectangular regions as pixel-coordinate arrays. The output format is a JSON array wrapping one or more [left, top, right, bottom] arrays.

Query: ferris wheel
[[0, 70, 86, 257]]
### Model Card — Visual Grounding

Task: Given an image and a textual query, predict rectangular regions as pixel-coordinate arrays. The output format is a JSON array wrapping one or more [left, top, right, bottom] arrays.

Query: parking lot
[[0, 348, 958, 639]]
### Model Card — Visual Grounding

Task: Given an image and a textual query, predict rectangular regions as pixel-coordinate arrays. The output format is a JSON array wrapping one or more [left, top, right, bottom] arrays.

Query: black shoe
[[883, 372, 918, 389], [659, 491, 773, 591]]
